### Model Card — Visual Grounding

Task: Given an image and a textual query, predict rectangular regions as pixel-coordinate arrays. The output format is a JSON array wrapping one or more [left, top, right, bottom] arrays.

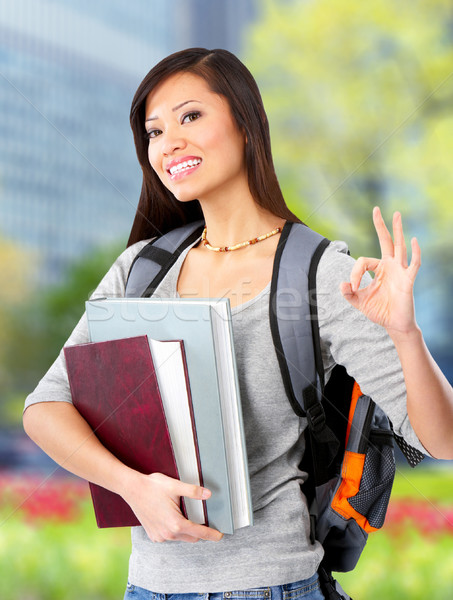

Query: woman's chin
[[173, 194, 200, 204], [169, 188, 201, 204]]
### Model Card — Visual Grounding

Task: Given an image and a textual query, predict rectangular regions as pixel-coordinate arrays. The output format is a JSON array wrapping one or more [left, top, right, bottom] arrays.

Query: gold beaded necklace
[[201, 226, 282, 253]]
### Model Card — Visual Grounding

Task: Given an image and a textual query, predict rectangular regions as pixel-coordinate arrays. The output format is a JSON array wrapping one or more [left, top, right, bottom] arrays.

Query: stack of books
[[64, 297, 252, 535]]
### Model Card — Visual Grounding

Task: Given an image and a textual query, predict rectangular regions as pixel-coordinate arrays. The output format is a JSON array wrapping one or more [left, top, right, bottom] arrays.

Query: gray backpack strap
[[270, 221, 340, 472], [269, 221, 330, 416], [125, 220, 205, 298]]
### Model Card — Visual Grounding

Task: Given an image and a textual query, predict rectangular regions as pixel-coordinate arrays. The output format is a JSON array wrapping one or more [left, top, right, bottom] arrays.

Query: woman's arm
[[340, 207, 453, 459], [23, 242, 222, 543], [23, 401, 222, 542]]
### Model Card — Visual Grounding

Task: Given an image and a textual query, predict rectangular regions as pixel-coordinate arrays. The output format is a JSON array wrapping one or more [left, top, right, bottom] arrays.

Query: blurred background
[[0, 0, 452, 598]]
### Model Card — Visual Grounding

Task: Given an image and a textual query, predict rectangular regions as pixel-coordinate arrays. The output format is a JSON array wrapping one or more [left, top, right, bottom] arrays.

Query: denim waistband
[[124, 573, 324, 600]]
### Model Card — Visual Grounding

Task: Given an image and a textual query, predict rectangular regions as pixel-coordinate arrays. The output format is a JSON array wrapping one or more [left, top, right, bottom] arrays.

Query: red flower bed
[[385, 498, 453, 537], [2, 472, 452, 538], [0, 472, 88, 524]]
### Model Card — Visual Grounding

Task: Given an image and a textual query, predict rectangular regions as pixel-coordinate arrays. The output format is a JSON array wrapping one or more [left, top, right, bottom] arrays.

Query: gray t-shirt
[[24, 237, 429, 593]]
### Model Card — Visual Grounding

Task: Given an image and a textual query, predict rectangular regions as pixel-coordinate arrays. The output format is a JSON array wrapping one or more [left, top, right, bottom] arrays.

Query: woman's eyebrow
[[145, 100, 201, 122]]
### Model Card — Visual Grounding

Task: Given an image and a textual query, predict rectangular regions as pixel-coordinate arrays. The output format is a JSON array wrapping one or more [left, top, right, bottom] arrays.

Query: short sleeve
[[23, 239, 150, 412], [316, 240, 432, 457]]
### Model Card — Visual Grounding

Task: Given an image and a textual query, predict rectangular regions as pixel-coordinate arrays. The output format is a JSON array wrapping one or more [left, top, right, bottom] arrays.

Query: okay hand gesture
[[340, 207, 421, 340]]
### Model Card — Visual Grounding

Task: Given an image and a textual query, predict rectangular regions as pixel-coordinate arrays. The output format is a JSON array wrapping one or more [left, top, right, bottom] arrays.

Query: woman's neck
[[198, 196, 284, 251]]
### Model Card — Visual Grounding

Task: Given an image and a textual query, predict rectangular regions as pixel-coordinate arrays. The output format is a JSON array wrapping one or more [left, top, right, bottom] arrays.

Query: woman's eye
[[146, 129, 161, 140], [182, 111, 201, 124]]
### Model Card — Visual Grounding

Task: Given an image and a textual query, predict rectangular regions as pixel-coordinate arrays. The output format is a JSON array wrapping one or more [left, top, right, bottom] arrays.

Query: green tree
[[245, 0, 453, 259], [2, 241, 124, 425], [0, 238, 35, 399]]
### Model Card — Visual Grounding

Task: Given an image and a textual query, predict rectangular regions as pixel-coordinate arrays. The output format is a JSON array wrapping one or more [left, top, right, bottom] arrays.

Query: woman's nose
[[161, 128, 186, 156]]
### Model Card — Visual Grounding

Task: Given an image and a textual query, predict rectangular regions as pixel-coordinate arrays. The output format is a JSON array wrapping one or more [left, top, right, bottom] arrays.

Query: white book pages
[[148, 338, 205, 525], [210, 303, 252, 530]]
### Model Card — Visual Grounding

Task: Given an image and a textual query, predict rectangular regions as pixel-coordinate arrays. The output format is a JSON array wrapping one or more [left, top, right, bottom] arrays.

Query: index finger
[[373, 206, 394, 258]]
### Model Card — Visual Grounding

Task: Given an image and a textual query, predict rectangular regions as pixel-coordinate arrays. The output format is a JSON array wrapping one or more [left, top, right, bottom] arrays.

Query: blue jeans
[[123, 574, 325, 600]]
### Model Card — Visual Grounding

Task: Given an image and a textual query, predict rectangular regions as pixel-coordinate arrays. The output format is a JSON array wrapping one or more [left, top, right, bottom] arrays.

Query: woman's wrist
[[110, 464, 144, 501], [386, 323, 422, 347]]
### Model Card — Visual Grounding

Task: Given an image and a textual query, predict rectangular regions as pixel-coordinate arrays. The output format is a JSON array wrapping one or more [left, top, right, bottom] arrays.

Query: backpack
[[125, 219, 425, 600]]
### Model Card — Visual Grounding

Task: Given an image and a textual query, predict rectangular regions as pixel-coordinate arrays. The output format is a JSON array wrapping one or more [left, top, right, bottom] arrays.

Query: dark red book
[[64, 335, 182, 528]]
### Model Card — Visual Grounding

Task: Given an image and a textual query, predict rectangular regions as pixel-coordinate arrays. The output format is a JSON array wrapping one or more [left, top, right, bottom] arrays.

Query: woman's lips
[[166, 157, 202, 181]]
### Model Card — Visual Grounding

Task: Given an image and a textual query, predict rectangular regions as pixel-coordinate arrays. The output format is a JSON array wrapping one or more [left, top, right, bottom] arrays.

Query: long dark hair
[[127, 48, 301, 247]]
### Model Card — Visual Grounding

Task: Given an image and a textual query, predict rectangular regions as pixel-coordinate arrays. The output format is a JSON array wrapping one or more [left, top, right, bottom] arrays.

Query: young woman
[[23, 48, 453, 600]]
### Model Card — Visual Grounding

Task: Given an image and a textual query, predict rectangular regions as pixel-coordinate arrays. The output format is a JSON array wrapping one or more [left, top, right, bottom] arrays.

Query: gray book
[[85, 297, 252, 534]]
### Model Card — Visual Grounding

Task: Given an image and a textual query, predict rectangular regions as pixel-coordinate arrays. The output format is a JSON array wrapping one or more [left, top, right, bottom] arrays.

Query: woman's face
[[144, 72, 247, 204]]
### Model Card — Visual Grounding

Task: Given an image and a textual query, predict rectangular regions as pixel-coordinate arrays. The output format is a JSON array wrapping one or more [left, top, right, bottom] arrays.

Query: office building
[[0, 0, 257, 285]]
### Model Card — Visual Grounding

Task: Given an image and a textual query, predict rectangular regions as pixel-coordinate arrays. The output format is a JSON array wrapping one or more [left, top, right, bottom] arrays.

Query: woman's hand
[[340, 206, 421, 340], [122, 471, 224, 543]]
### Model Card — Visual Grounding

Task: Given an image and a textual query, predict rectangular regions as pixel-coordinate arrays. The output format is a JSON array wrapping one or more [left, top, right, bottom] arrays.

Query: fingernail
[[201, 488, 211, 499]]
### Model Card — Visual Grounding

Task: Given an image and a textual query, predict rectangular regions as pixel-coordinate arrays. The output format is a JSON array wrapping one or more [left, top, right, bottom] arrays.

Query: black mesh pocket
[[348, 430, 395, 528]]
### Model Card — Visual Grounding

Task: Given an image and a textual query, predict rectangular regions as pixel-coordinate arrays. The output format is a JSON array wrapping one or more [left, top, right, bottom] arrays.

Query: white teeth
[[169, 159, 201, 176]]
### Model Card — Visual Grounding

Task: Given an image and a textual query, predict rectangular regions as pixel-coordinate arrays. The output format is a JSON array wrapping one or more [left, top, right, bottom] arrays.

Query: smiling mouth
[[168, 158, 202, 178]]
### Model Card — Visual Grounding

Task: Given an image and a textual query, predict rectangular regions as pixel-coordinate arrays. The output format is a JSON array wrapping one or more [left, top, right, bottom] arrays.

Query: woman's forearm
[[23, 401, 139, 495], [23, 401, 222, 542], [390, 327, 453, 459]]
